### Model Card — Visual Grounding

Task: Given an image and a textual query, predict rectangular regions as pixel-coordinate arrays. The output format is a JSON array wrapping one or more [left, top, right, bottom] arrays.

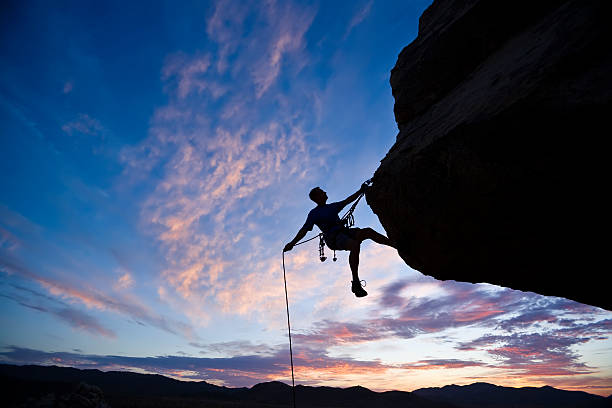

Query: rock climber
[[283, 183, 395, 297]]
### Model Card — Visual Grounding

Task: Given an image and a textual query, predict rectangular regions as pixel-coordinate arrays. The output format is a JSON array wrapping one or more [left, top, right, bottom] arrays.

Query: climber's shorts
[[326, 227, 360, 251]]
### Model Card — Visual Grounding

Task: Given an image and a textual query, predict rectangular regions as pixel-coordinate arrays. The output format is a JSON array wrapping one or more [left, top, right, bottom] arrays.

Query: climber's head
[[309, 187, 327, 205]]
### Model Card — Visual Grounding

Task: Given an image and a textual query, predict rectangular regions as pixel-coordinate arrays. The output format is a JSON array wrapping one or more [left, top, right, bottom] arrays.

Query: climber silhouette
[[284, 183, 395, 297]]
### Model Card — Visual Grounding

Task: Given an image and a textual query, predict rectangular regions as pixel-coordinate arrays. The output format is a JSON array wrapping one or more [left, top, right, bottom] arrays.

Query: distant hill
[[413, 382, 611, 408], [1, 364, 610, 408]]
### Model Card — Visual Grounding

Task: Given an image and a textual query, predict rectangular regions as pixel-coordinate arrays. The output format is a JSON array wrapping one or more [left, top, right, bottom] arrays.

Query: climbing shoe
[[351, 280, 368, 298]]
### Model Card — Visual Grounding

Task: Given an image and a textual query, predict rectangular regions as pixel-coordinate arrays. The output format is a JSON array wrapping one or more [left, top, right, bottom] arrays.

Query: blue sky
[[1, 0, 611, 396]]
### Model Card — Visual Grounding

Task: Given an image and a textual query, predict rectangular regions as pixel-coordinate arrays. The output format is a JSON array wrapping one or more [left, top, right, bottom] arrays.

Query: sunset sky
[[1, 0, 611, 397]]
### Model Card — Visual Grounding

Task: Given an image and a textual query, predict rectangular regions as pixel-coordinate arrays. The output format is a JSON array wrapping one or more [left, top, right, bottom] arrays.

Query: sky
[[1, 0, 611, 397]]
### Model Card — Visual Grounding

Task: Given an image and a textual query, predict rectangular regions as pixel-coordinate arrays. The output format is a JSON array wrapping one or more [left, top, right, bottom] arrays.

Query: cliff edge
[[367, 0, 611, 310]]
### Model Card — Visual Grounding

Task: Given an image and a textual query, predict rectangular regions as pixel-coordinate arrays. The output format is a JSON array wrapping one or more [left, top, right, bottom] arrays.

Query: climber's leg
[[347, 238, 360, 282], [355, 227, 395, 248], [330, 229, 368, 297], [348, 239, 367, 297]]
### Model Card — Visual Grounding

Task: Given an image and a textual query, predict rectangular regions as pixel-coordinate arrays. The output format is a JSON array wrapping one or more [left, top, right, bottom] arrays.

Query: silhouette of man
[[283, 183, 395, 297]]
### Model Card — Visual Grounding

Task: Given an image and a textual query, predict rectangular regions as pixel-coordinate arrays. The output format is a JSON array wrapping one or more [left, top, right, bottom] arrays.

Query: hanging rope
[[281, 228, 323, 407], [281, 251, 297, 408]]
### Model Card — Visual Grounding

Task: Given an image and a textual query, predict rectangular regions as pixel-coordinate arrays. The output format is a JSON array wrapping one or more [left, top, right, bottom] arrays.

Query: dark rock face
[[368, 0, 611, 310]]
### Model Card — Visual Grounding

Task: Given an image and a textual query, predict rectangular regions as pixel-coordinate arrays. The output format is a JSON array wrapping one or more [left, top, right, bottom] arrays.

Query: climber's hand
[[283, 243, 294, 252], [360, 182, 371, 192]]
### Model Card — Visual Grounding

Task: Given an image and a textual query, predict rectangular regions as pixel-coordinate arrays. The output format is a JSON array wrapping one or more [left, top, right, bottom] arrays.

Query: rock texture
[[367, 0, 611, 310]]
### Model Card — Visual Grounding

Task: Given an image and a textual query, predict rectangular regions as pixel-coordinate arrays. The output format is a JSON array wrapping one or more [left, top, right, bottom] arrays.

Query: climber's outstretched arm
[[337, 183, 368, 210], [284, 227, 308, 252]]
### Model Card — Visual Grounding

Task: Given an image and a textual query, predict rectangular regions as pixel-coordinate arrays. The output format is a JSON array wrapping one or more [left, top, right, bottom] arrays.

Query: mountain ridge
[[1, 364, 610, 407]]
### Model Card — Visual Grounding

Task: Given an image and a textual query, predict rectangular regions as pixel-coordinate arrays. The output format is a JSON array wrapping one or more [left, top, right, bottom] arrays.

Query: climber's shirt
[[302, 201, 345, 238]]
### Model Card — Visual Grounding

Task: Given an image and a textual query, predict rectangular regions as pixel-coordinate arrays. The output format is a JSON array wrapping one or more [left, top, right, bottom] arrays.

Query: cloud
[[291, 275, 612, 385], [162, 53, 226, 99], [63, 81, 73, 94], [0, 226, 20, 252], [53, 307, 116, 338], [0, 346, 389, 387], [0, 250, 196, 340], [293, 281, 513, 347], [190, 340, 278, 357], [204, 0, 316, 98], [400, 359, 486, 370], [457, 332, 594, 377], [62, 113, 104, 136], [250, 2, 315, 98], [117, 0, 331, 327], [343, 0, 373, 40], [205, 0, 251, 73], [114, 271, 134, 291], [0, 286, 115, 338]]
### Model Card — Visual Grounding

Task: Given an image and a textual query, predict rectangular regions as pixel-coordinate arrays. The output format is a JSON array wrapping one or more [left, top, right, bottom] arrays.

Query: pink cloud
[[252, 2, 315, 98], [400, 359, 485, 370], [0, 253, 197, 339], [114, 271, 134, 290]]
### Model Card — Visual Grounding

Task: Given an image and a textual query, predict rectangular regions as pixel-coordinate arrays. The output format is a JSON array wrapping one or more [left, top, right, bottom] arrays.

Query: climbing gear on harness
[[319, 234, 326, 262], [318, 235, 338, 262], [351, 279, 368, 297]]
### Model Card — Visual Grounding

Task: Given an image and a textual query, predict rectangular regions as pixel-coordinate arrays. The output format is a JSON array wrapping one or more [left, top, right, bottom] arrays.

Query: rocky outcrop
[[368, 0, 611, 310]]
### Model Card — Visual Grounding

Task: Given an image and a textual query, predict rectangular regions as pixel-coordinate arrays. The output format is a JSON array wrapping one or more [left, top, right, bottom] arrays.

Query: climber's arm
[[284, 227, 308, 252], [337, 183, 368, 210]]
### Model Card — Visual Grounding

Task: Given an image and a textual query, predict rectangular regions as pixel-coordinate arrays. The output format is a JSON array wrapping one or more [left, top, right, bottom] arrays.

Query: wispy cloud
[[117, 0, 329, 327], [205, 0, 250, 74], [343, 0, 373, 40], [114, 270, 134, 291], [190, 340, 278, 357], [53, 307, 116, 338], [61, 113, 104, 136], [0, 249, 196, 340], [291, 276, 612, 386], [1, 285, 115, 338], [250, 2, 315, 98], [162, 53, 226, 99], [458, 332, 594, 377], [400, 359, 486, 370], [205, 0, 316, 98]]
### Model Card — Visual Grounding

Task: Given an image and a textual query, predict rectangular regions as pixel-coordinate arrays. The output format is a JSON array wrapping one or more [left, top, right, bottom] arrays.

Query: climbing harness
[[280, 179, 372, 408], [319, 178, 372, 263]]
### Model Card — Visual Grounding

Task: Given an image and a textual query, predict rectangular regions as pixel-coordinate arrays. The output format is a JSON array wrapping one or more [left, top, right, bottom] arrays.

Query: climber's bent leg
[[356, 227, 395, 248]]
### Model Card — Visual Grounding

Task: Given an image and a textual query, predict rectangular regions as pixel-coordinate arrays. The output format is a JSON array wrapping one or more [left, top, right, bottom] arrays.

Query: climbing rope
[[281, 251, 297, 408], [281, 229, 327, 408]]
